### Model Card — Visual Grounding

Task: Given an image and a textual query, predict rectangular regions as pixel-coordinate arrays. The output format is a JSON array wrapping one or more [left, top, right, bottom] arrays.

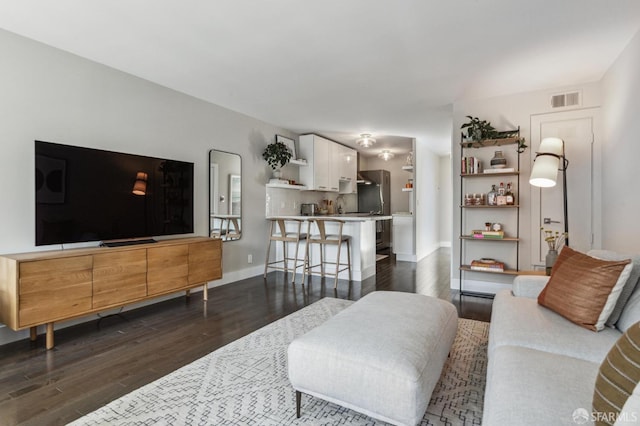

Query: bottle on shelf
[[497, 182, 507, 205], [506, 182, 515, 205], [487, 184, 497, 206]]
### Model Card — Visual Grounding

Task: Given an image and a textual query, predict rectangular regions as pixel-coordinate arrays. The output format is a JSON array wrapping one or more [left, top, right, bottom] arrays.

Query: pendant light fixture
[[356, 133, 376, 148], [378, 150, 394, 161]]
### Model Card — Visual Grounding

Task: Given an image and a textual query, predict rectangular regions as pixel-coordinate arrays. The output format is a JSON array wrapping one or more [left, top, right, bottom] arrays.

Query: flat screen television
[[35, 140, 194, 246]]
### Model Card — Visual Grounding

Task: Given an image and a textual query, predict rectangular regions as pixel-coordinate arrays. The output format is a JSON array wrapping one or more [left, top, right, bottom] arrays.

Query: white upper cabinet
[[299, 134, 339, 192], [298, 135, 357, 193], [337, 144, 357, 194]]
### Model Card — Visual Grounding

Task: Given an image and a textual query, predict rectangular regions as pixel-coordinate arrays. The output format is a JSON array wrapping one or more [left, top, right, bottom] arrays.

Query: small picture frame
[[276, 135, 296, 160]]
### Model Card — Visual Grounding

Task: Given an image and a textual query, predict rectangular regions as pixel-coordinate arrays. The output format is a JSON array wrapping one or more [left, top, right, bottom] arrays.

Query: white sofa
[[483, 250, 640, 425]]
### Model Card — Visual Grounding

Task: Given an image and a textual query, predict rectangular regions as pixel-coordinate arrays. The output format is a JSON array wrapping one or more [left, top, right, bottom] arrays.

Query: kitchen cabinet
[[299, 134, 339, 192], [337, 144, 357, 194], [392, 214, 415, 261]]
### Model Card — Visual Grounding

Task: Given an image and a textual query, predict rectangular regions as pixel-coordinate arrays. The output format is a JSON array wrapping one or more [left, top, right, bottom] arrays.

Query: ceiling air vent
[[551, 91, 581, 108]]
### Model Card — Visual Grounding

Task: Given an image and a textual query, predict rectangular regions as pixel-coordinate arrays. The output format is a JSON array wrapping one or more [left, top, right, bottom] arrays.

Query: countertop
[[266, 214, 392, 222]]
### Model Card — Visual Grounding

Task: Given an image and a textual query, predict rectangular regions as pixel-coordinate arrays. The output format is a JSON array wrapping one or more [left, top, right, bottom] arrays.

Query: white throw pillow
[[589, 250, 640, 327]]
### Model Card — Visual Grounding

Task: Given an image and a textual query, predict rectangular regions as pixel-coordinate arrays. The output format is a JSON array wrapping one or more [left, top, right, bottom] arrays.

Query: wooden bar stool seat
[[303, 219, 352, 288], [264, 218, 307, 283]]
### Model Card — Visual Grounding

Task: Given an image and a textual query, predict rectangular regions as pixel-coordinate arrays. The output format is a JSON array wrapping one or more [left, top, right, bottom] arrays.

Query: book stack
[[472, 230, 505, 239], [470, 258, 505, 272], [461, 157, 482, 174], [483, 168, 515, 174]]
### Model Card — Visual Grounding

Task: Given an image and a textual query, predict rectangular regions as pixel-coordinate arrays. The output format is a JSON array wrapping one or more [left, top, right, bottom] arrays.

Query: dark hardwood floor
[[0, 247, 492, 426]]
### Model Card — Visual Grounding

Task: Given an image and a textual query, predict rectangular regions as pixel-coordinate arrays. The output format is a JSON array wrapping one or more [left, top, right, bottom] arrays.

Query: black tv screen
[[35, 141, 194, 246]]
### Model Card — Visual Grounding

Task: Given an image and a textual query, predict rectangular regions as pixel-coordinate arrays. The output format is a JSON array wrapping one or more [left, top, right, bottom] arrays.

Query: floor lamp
[[529, 137, 569, 247]]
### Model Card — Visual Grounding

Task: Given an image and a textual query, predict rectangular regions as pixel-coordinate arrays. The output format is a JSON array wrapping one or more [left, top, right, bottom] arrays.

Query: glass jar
[[487, 184, 497, 206]]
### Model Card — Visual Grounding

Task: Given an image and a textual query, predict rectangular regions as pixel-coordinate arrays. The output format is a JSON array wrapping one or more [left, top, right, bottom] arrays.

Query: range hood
[[356, 172, 372, 185]]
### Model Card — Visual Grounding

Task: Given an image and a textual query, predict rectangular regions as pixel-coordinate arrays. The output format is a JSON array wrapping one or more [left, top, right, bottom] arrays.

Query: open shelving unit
[[458, 127, 522, 298]]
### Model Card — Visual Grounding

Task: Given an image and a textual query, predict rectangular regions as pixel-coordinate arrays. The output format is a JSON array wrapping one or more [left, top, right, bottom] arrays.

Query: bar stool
[[225, 217, 241, 241], [264, 218, 306, 283], [210, 216, 227, 239], [303, 219, 352, 288]]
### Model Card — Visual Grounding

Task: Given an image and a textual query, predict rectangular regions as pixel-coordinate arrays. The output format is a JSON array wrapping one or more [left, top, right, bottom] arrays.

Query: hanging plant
[[516, 137, 528, 153], [262, 141, 292, 170]]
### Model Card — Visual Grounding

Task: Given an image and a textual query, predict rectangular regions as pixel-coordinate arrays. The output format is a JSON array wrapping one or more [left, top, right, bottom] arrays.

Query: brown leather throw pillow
[[538, 247, 632, 331]]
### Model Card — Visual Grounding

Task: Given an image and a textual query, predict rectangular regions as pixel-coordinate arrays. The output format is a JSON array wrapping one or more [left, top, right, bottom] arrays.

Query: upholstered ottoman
[[287, 291, 458, 426]]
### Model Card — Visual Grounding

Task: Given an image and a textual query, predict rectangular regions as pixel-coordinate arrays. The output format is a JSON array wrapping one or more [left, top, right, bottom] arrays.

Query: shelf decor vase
[[272, 168, 283, 179], [545, 249, 558, 276], [490, 150, 507, 169]]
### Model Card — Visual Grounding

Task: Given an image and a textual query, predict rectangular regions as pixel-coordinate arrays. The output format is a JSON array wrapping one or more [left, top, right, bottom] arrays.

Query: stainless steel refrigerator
[[357, 170, 391, 250]]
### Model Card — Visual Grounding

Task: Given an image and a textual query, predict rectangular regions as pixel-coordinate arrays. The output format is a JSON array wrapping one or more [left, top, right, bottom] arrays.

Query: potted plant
[[262, 141, 292, 179], [461, 116, 498, 142]]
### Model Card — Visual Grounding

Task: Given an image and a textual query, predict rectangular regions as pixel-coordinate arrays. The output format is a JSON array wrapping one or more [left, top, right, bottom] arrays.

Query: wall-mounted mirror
[[209, 149, 241, 241]]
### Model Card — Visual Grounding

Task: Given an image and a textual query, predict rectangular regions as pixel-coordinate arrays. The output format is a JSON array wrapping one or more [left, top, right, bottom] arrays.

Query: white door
[[530, 108, 600, 268]]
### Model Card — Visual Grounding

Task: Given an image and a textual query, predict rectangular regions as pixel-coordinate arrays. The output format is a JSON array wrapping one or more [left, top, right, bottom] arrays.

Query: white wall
[[415, 140, 441, 260], [0, 29, 296, 344], [451, 82, 602, 291], [601, 29, 640, 253], [438, 154, 452, 247]]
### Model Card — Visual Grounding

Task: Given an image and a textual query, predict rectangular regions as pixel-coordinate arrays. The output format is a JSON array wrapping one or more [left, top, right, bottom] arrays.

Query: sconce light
[[378, 150, 394, 161], [132, 172, 148, 196], [356, 133, 376, 148], [529, 137, 569, 246]]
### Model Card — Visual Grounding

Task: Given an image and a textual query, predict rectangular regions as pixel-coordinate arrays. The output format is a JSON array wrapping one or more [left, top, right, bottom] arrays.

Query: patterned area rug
[[71, 297, 488, 426]]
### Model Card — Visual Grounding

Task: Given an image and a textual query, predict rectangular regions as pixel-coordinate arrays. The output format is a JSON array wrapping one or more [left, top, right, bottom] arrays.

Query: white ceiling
[[0, 1, 639, 155]]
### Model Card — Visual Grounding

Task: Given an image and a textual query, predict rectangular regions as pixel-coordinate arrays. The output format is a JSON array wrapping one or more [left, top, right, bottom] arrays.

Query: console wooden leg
[[185, 289, 191, 298], [46, 323, 54, 350], [203, 283, 208, 301], [30, 326, 37, 341]]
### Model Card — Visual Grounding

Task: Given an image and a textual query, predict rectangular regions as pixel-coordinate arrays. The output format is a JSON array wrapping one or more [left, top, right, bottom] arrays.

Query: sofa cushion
[[491, 290, 621, 363], [483, 345, 599, 426], [538, 247, 632, 331], [618, 285, 640, 333], [593, 322, 640, 423], [589, 250, 640, 327], [512, 274, 550, 299]]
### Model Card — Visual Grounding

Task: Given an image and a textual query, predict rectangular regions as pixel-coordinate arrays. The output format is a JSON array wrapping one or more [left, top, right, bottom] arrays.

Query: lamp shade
[[529, 137, 563, 188]]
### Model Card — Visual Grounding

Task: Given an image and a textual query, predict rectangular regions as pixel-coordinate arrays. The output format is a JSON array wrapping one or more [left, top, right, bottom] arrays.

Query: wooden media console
[[0, 236, 222, 349]]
